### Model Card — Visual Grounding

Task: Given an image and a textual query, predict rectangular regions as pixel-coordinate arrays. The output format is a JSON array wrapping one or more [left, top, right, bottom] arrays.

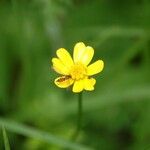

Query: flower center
[[70, 63, 87, 80]]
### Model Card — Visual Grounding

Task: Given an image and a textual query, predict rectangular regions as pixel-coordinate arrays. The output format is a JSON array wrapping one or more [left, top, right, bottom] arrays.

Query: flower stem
[[72, 92, 83, 141], [77, 92, 82, 133]]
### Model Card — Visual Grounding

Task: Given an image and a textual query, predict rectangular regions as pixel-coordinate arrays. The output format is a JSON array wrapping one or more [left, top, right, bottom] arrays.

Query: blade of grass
[[2, 127, 11, 150], [0, 118, 93, 150], [68, 26, 148, 38], [94, 26, 147, 47]]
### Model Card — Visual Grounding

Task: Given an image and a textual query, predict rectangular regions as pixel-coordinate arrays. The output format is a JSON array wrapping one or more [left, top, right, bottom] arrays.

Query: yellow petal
[[73, 42, 86, 63], [73, 42, 94, 65], [80, 46, 94, 66], [72, 80, 84, 93], [84, 78, 96, 91], [54, 76, 74, 88], [52, 58, 69, 75], [87, 60, 104, 76], [56, 48, 74, 69]]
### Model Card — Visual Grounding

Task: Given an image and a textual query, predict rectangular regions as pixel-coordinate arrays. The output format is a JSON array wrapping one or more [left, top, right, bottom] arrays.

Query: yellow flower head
[[52, 42, 104, 93]]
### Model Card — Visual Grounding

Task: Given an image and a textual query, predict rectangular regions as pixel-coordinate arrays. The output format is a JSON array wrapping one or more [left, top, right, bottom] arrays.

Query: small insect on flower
[[56, 75, 71, 82], [52, 42, 104, 93]]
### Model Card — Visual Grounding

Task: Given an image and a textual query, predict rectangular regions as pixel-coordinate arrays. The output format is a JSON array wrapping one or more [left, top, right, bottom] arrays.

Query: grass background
[[0, 0, 150, 150]]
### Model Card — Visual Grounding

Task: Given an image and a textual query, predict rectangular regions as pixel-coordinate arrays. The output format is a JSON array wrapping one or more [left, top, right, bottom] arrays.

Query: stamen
[[70, 63, 87, 80]]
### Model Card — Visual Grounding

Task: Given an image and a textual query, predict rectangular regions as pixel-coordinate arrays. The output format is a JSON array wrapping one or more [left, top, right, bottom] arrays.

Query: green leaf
[[0, 118, 93, 150]]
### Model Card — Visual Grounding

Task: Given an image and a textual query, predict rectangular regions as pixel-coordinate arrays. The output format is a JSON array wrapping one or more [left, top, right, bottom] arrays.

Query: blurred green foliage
[[2, 127, 10, 150], [0, 0, 150, 150]]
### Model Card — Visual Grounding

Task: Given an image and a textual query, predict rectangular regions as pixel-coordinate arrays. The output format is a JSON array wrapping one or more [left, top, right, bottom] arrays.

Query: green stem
[[72, 92, 83, 141], [77, 92, 82, 133]]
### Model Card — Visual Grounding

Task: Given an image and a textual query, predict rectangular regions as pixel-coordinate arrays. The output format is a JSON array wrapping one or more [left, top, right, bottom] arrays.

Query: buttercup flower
[[52, 42, 104, 93]]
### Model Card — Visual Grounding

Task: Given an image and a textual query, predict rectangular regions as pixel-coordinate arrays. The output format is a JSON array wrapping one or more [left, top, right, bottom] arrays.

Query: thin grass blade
[[2, 126, 11, 150]]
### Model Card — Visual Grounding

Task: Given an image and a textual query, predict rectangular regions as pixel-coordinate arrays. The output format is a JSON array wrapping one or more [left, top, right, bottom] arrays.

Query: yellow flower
[[52, 42, 104, 93]]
